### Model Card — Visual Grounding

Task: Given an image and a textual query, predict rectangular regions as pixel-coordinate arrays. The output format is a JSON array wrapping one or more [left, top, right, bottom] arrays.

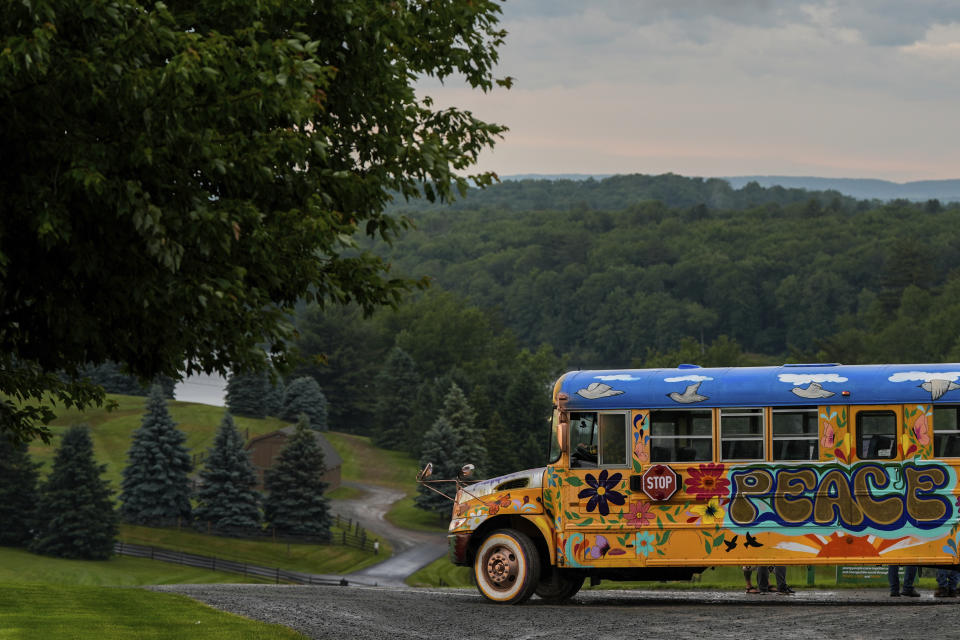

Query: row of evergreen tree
[[0, 386, 331, 559], [225, 372, 329, 429]]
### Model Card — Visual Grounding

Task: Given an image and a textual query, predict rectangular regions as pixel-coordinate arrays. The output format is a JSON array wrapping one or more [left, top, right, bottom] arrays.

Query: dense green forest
[[292, 173, 960, 476]]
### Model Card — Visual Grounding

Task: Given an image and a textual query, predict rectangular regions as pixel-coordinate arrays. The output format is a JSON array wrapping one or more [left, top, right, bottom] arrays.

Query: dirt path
[[330, 482, 447, 586]]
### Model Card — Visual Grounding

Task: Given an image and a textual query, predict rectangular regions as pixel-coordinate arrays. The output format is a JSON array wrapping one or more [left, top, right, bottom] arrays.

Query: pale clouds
[[419, 1, 960, 180]]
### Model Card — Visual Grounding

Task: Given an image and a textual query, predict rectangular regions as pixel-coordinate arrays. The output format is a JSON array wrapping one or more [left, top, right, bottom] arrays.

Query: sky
[[420, 1, 960, 182]]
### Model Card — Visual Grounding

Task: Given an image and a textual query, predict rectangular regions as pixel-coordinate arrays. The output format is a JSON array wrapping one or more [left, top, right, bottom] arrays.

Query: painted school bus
[[439, 363, 960, 604]]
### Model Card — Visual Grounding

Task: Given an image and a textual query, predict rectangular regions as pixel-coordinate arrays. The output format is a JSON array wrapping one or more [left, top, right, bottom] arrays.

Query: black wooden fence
[[113, 542, 354, 586]]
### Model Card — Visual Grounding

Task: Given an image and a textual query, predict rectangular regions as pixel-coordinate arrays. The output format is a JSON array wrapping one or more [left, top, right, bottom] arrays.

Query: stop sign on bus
[[640, 464, 680, 501]]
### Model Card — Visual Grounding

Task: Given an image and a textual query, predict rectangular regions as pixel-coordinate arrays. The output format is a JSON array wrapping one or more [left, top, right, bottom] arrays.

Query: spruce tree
[[264, 415, 331, 538], [194, 413, 262, 534], [119, 385, 193, 526], [280, 377, 328, 430], [371, 347, 419, 452], [414, 416, 462, 518], [439, 383, 487, 475], [0, 435, 41, 546], [414, 383, 489, 518], [30, 425, 117, 559], [225, 371, 271, 418]]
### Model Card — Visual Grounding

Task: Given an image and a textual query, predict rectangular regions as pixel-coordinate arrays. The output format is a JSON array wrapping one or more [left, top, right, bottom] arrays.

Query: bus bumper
[[448, 532, 472, 566]]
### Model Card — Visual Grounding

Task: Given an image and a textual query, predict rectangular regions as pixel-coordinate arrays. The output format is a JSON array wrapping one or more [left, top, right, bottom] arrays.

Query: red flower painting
[[685, 463, 730, 501], [626, 501, 654, 527]]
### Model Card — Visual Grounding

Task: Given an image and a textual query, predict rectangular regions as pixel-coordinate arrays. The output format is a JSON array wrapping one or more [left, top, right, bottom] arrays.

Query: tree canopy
[[0, 0, 508, 443]]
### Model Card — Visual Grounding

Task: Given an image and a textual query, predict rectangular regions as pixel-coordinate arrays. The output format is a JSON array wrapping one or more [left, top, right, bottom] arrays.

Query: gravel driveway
[[155, 583, 960, 640]]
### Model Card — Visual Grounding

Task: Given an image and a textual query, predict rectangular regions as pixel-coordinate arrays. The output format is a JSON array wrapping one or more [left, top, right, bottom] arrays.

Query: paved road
[[330, 482, 447, 587], [155, 584, 960, 640]]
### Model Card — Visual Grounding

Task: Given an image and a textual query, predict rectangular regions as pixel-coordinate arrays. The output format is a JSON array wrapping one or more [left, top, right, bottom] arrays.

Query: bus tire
[[473, 529, 540, 604], [535, 567, 584, 602]]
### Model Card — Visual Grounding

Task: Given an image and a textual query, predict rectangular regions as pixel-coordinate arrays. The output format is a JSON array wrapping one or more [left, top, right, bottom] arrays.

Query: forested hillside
[[292, 174, 960, 473], [390, 173, 860, 212]]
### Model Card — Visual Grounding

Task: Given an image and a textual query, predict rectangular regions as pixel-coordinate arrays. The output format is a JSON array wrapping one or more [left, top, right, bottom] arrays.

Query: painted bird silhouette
[[723, 536, 738, 552], [921, 379, 960, 401], [744, 532, 763, 548], [790, 382, 835, 399], [667, 382, 708, 404]]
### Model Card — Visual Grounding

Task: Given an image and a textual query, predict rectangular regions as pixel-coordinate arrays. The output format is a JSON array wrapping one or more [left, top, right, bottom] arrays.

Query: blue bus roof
[[557, 363, 960, 411]]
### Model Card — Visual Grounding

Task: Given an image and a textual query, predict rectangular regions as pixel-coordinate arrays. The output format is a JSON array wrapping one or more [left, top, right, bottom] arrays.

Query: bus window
[[598, 413, 628, 467], [772, 407, 818, 461], [569, 413, 598, 467], [857, 410, 896, 459], [720, 408, 764, 461], [649, 409, 712, 462], [934, 406, 960, 457], [569, 412, 629, 467]]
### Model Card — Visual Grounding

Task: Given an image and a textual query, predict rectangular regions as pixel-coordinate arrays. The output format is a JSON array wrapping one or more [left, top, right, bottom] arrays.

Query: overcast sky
[[421, 1, 960, 181]]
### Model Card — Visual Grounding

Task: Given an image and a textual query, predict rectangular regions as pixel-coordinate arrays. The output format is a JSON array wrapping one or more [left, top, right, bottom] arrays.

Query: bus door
[[563, 411, 631, 528]]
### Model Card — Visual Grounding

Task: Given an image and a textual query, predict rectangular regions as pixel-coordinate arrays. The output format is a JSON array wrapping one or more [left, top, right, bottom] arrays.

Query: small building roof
[[245, 426, 343, 468]]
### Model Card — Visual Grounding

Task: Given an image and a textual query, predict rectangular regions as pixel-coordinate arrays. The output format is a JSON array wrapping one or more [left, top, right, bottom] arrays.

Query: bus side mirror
[[417, 462, 433, 481], [459, 463, 475, 480]]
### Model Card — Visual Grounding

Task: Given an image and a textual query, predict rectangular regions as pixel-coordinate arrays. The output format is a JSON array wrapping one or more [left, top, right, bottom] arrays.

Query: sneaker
[[777, 587, 795, 595], [949, 588, 958, 597], [934, 587, 950, 597], [901, 588, 920, 597], [890, 591, 901, 597]]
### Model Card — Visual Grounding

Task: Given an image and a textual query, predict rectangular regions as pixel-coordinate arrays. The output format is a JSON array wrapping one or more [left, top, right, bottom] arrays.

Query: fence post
[[276, 568, 280, 584]]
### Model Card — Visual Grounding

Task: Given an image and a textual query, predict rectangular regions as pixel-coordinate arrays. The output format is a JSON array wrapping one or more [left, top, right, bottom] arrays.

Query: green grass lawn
[[0, 583, 306, 640], [0, 546, 305, 639]]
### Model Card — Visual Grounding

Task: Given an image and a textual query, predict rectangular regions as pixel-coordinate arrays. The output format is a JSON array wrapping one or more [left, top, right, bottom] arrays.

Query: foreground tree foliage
[[194, 413, 262, 535], [119, 386, 193, 526], [0, 0, 508, 443], [264, 415, 331, 538], [31, 425, 117, 559]]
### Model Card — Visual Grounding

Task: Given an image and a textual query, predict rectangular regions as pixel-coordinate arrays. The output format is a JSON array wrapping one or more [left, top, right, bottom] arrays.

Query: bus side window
[[934, 406, 960, 457], [649, 409, 712, 462], [720, 408, 764, 461], [598, 413, 627, 467], [772, 407, 818, 461], [857, 410, 896, 459]]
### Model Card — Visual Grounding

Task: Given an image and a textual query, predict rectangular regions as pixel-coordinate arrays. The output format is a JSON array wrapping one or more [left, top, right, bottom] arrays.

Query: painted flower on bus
[[687, 497, 725, 526], [626, 501, 654, 527], [635, 531, 657, 557], [685, 463, 730, 501], [821, 423, 835, 449], [913, 413, 931, 445], [578, 469, 625, 516]]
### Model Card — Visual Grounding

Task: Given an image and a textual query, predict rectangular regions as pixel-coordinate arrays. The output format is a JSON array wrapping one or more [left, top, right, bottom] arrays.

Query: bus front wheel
[[473, 529, 540, 604]]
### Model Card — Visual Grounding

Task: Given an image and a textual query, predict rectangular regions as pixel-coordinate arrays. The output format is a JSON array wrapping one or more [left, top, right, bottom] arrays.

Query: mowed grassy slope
[[29, 394, 289, 488], [117, 524, 386, 575]]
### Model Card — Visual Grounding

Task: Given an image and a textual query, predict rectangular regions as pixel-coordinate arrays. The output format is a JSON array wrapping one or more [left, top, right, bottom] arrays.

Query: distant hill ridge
[[499, 173, 960, 204], [722, 176, 960, 203]]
